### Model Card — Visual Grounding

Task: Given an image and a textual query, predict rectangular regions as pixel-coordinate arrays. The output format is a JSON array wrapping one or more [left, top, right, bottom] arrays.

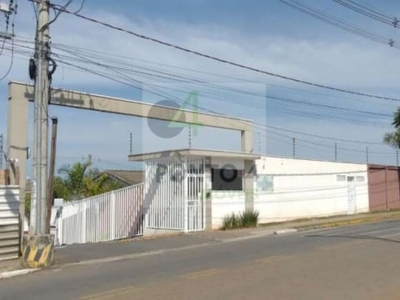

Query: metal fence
[[58, 183, 144, 245]]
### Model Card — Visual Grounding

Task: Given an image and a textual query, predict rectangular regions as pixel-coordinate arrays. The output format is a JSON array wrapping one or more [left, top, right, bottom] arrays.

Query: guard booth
[[129, 149, 260, 232]]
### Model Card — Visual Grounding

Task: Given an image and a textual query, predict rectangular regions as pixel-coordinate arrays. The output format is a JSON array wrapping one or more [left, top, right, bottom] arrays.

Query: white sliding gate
[[58, 183, 144, 245], [144, 156, 206, 232]]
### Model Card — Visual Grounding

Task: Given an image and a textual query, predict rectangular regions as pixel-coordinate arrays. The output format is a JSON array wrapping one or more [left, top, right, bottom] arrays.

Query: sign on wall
[[256, 175, 274, 192]]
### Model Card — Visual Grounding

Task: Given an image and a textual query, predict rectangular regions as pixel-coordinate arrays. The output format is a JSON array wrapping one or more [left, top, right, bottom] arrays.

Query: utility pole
[[31, 0, 50, 235], [129, 132, 133, 155], [21, 0, 54, 269], [292, 137, 296, 159], [366, 147, 369, 164], [335, 143, 338, 162]]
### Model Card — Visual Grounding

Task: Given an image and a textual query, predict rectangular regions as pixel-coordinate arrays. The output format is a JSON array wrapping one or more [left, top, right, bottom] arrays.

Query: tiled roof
[[101, 170, 144, 186]]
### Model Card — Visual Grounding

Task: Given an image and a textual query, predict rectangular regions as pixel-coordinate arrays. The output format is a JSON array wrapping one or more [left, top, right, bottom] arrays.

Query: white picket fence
[[57, 183, 144, 245]]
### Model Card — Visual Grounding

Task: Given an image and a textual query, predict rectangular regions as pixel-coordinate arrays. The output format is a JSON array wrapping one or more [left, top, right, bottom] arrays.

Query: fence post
[[183, 159, 188, 233], [111, 191, 116, 240], [82, 202, 86, 243], [57, 215, 63, 246]]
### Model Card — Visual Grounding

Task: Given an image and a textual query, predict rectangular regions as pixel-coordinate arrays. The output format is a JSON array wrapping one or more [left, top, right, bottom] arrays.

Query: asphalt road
[[2, 220, 400, 300]]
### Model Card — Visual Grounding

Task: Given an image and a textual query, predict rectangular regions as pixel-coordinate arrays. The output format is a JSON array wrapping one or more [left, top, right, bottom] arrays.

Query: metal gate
[[186, 157, 205, 232], [144, 156, 205, 232]]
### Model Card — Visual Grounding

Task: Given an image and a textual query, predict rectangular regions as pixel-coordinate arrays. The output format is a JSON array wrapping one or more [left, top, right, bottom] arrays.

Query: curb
[[274, 228, 298, 235], [0, 269, 39, 280], [294, 215, 400, 232]]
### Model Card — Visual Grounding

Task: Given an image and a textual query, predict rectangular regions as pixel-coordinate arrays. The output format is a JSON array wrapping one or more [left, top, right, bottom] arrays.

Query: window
[[211, 168, 243, 191], [356, 176, 365, 182], [337, 175, 346, 181]]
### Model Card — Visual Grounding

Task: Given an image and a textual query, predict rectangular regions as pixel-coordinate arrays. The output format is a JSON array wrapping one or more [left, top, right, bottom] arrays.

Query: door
[[347, 176, 356, 214]]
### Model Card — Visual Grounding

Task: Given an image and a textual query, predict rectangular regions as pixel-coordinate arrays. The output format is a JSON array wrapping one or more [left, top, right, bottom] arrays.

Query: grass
[[221, 210, 259, 230]]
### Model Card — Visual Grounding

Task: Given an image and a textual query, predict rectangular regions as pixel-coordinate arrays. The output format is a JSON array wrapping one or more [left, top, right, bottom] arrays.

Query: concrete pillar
[[242, 130, 255, 213], [204, 164, 212, 230], [244, 160, 255, 212], [7, 82, 29, 238], [241, 130, 253, 153]]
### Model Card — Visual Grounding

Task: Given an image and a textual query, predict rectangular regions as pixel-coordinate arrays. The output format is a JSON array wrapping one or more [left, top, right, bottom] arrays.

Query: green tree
[[24, 156, 125, 220], [55, 156, 123, 201], [384, 108, 400, 149], [57, 157, 94, 201], [25, 192, 31, 222]]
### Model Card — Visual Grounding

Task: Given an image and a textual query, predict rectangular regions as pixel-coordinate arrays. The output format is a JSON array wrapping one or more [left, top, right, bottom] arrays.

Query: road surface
[[2, 220, 400, 300]]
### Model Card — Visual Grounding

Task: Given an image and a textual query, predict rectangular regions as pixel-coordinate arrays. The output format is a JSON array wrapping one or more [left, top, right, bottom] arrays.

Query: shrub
[[221, 210, 259, 230], [239, 210, 259, 228], [221, 213, 239, 230]]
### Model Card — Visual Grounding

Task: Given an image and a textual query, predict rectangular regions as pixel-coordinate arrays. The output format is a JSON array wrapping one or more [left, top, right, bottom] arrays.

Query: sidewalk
[[1, 210, 400, 274]]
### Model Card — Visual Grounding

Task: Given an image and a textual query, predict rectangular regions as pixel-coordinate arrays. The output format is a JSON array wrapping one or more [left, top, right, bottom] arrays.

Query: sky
[[1, 0, 400, 177]]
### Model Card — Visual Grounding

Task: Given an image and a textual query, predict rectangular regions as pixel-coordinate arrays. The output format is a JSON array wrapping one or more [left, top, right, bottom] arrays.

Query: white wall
[[211, 191, 245, 229], [254, 157, 369, 224]]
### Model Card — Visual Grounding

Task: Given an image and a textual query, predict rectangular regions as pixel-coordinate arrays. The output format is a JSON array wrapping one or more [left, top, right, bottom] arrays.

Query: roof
[[129, 148, 260, 162], [101, 170, 144, 185]]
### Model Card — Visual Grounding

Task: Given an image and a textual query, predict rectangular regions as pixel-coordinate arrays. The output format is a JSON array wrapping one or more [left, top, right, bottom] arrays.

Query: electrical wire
[[49, 50, 384, 130], [279, 0, 398, 48], [49, 45, 393, 125], [332, 0, 399, 28], [0, 0, 17, 81], [49, 41, 396, 109], [45, 1, 400, 102], [0, 0, 14, 56], [50, 56, 397, 158], [47, 46, 392, 145], [45, 0, 73, 29], [5, 34, 393, 156]]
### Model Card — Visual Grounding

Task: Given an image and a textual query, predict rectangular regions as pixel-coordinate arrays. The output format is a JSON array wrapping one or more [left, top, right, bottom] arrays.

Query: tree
[[55, 156, 123, 201], [384, 108, 400, 149], [57, 156, 94, 201], [24, 156, 125, 220]]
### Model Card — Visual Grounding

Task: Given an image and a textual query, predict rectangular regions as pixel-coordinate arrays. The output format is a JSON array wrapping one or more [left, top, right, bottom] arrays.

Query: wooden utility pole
[[46, 117, 58, 234]]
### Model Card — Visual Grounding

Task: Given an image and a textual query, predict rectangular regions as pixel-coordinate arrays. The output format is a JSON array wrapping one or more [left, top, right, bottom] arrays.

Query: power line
[[50, 52, 393, 150], [48, 41, 398, 108], [50, 51, 385, 130], [279, 0, 399, 48], [56, 57, 398, 157], [0, 0, 17, 81], [48, 44, 392, 130], [332, 0, 399, 28], [52, 45, 391, 120], [46, 1, 400, 102]]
